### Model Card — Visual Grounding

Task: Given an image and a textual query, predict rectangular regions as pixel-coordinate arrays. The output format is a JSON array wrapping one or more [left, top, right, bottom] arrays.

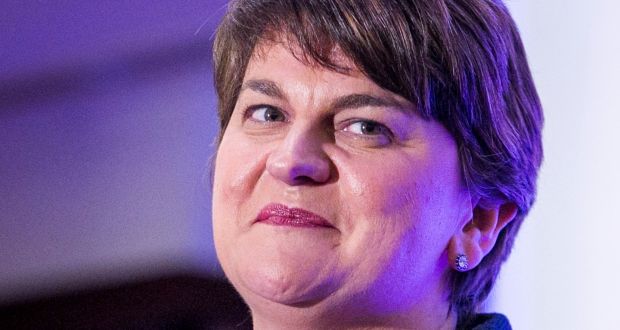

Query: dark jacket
[[460, 313, 512, 330]]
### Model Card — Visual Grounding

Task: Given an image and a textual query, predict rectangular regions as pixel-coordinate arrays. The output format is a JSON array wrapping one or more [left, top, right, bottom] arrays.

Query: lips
[[255, 203, 333, 228]]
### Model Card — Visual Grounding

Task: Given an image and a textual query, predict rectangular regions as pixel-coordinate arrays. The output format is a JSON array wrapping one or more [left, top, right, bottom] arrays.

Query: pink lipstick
[[255, 203, 333, 228]]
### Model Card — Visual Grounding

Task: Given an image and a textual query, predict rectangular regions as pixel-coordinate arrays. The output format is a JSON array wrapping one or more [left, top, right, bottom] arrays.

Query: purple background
[[1, 0, 228, 303], [3, 1, 620, 329]]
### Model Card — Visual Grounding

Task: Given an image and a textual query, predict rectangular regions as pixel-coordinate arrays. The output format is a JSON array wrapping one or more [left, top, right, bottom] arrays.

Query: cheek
[[213, 132, 268, 204], [331, 156, 422, 272], [212, 131, 273, 254], [336, 149, 466, 261], [212, 131, 272, 275], [341, 157, 425, 220], [352, 149, 466, 227], [334, 152, 466, 302]]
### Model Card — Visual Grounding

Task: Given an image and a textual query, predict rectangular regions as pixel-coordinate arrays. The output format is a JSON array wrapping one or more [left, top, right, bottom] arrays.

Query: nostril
[[288, 163, 329, 185], [266, 142, 332, 185], [292, 175, 315, 185]]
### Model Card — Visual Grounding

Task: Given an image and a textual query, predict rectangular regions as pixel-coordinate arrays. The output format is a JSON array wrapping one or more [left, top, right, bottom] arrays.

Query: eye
[[338, 119, 394, 147], [247, 105, 286, 122], [343, 120, 391, 137]]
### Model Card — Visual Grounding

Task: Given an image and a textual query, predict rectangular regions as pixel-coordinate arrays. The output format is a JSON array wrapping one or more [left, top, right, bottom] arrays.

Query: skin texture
[[212, 42, 477, 329]]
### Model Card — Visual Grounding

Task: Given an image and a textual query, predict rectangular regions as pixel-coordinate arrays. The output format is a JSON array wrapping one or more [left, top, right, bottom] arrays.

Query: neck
[[247, 258, 456, 329], [250, 294, 457, 330]]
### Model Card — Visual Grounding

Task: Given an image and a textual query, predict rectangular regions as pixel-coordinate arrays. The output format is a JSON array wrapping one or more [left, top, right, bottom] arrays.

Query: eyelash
[[243, 104, 287, 123], [242, 104, 395, 143], [340, 118, 394, 139]]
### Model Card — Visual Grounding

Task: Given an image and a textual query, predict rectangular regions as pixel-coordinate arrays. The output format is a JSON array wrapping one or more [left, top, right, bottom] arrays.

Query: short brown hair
[[212, 0, 543, 326]]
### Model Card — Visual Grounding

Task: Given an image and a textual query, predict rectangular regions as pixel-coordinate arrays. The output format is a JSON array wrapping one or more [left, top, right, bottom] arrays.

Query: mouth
[[255, 203, 334, 228]]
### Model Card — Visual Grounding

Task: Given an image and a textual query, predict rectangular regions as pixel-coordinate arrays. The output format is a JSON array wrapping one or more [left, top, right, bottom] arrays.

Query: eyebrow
[[240, 78, 407, 112], [329, 93, 404, 112], [241, 79, 286, 99]]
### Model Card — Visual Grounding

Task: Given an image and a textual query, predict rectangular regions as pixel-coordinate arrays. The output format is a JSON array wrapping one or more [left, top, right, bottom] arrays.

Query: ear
[[448, 200, 518, 272]]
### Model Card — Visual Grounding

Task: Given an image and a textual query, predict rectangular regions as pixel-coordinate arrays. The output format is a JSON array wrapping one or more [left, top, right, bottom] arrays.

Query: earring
[[455, 254, 469, 272]]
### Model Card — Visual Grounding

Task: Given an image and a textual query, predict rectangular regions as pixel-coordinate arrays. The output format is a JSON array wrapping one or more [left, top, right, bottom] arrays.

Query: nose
[[266, 128, 331, 185]]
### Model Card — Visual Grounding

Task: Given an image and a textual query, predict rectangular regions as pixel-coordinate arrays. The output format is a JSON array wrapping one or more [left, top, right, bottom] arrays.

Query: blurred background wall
[[1, 0, 227, 302], [1, 0, 619, 329], [494, 1, 620, 329]]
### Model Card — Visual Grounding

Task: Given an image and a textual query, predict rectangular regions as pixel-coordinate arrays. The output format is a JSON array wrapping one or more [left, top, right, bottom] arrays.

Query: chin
[[241, 267, 333, 306], [222, 243, 344, 307]]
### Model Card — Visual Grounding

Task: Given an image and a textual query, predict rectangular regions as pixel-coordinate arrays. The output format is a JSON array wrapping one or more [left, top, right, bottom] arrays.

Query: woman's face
[[212, 42, 472, 322]]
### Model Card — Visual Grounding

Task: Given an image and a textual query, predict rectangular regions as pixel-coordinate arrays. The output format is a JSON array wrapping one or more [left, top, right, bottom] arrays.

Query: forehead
[[250, 35, 358, 74], [240, 40, 416, 114], [244, 40, 400, 99]]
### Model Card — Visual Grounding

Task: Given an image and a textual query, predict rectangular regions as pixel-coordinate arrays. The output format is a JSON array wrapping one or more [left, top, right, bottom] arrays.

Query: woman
[[211, 0, 542, 329]]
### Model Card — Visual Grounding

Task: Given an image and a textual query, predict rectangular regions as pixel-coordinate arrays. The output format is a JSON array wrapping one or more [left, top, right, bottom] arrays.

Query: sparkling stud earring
[[455, 254, 469, 272]]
